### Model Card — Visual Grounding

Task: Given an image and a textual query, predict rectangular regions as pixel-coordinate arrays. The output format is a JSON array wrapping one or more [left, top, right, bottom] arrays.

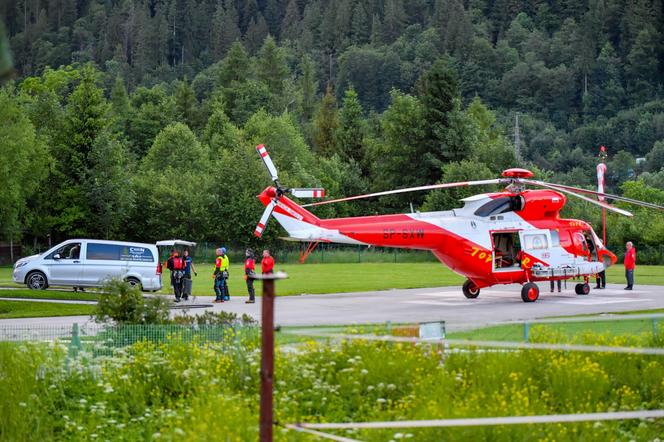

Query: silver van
[[12, 239, 162, 291]]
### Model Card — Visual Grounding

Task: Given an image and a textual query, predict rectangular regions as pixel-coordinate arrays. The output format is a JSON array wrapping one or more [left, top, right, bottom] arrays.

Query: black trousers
[[596, 270, 606, 288], [246, 278, 255, 301]]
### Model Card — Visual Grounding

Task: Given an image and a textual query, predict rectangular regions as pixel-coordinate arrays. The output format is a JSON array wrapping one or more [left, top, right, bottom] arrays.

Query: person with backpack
[[166, 249, 186, 302], [213, 247, 230, 303], [244, 249, 256, 304]]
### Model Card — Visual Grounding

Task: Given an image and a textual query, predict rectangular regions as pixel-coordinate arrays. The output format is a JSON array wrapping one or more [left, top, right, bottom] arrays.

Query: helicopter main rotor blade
[[256, 144, 279, 182], [254, 199, 278, 238], [524, 180, 633, 217], [527, 180, 664, 211], [301, 179, 504, 208]]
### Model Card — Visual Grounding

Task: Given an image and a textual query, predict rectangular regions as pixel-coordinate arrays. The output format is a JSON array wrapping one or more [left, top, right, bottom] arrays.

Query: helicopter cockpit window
[[474, 197, 521, 217]]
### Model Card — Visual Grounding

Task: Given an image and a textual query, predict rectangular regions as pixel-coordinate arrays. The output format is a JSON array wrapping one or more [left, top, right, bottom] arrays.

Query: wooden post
[[257, 271, 287, 442]]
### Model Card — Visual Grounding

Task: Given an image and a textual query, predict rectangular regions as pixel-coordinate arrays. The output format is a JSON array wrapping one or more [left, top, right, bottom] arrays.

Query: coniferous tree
[[219, 41, 250, 85], [336, 87, 366, 164], [383, 0, 407, 43], [281, 0, 301, 41], [244, 14, 269, 54], [625, 26, 661, 103], [174, 76, 199, 129], [416, 59, 469, 174], [299, 54, 318, 121], [110, 75, 131, 133], [350, 2, 370, 45], [313, 84, 339, 155], [218, 2, 242, 58], [257, 35, 289, 95]]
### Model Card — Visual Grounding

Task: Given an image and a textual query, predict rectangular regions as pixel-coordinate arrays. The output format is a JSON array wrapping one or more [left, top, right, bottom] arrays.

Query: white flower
[[360, 369, 368, 375], [394, 433, 404, 439], [377, 398, 386, 404], [18, 402, 27, 407]]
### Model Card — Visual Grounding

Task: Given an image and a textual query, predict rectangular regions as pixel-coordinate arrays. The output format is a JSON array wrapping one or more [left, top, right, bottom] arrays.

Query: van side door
[[43, 241, 84, 286], [83, 243, 125, 285]]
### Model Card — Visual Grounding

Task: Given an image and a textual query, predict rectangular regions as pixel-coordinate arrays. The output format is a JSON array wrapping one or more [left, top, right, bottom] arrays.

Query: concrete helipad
[[182, 282, 664, 330], [1, 283, 662, 331]]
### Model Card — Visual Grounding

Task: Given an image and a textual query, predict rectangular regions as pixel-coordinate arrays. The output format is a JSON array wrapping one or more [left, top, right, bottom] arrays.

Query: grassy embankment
[[0, 301, 94, 319], [2, 263, 663, 296]]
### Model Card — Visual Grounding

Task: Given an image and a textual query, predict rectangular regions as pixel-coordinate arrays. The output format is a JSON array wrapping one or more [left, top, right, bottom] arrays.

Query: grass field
[[2, 263, 664, 297], [0, 289, 100, 302], [0, 300, 94, 319], [446, 318, 663, 342]]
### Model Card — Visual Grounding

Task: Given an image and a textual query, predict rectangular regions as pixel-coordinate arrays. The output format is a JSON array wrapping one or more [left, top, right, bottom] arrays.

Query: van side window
[[46, 243, 81, 260], [87, 244, 154, 262]]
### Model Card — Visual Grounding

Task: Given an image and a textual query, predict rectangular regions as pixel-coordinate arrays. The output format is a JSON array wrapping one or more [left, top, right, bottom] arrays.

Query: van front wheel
[[126, 277, 142, 291], [27, 271, 48, 290]]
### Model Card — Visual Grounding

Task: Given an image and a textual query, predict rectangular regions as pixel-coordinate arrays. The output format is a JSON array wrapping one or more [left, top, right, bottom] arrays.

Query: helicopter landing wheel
[[521, 282, 540, 302], [462, 280, 480, 299], [575, 283, 590, 295]]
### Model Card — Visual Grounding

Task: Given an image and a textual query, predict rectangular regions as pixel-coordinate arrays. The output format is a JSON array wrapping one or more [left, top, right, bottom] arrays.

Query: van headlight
[[14, 261, 28, 270]]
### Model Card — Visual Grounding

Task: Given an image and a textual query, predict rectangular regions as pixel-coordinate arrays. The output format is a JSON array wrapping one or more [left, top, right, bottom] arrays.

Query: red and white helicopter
[[253, 144, 664, 302]]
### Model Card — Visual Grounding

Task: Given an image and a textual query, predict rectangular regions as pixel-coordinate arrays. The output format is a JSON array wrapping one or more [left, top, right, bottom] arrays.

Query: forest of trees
[[1, 0, 663, 260]]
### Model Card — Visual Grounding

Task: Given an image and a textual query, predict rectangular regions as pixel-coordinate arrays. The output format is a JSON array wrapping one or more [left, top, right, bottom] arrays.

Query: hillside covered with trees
[[1, 0, 663, 260]]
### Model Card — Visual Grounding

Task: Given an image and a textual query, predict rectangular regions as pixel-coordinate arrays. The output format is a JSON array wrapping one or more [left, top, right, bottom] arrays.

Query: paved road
[[4, 283, 660, 331]]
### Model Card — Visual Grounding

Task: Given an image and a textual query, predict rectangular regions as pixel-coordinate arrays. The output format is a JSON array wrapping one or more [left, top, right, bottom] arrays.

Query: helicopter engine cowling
[[518, 190, 566, 219]]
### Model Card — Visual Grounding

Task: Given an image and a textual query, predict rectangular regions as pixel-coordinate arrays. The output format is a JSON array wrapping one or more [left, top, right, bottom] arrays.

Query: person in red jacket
[[261, 249, 274, 275], [624, 241, 636, 290], [244, 249, 256, 304]]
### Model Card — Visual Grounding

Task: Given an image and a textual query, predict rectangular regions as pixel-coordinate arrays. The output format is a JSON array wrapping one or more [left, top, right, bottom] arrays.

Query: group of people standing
[[167, 247, 275, 303], [212, 247, 275, 303], [549, 241, 638, 293]]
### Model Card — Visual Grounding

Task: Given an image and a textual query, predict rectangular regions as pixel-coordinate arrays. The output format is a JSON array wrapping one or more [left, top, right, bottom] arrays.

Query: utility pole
[[514, 112, 522, 163], [258, 271, 288, 442]]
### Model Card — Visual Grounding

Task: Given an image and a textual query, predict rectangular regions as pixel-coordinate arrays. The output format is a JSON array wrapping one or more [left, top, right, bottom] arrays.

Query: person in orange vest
[[624, 241, 636, 290], [244, 249, 256, 304], [261, 249, 274, 275]]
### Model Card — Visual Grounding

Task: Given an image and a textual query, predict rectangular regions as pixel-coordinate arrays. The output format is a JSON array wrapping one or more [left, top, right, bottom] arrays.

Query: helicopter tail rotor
[[254, 144, 325, 238]]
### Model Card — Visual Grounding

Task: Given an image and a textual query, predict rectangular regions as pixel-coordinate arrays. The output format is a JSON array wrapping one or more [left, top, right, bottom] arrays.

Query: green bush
[[94, 279, 170, 324]]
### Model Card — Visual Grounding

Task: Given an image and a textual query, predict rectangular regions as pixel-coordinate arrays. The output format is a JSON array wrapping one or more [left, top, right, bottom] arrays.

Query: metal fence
[[192, 242, 436, 264], [0, 322, 260, 357]]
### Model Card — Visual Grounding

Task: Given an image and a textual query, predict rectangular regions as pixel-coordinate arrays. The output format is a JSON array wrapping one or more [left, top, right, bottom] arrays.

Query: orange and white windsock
[[597, 146, 607, 202]]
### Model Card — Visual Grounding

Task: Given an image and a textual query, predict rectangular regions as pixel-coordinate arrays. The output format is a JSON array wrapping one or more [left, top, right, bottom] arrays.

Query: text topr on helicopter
[[253, 144, 664, 302]]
